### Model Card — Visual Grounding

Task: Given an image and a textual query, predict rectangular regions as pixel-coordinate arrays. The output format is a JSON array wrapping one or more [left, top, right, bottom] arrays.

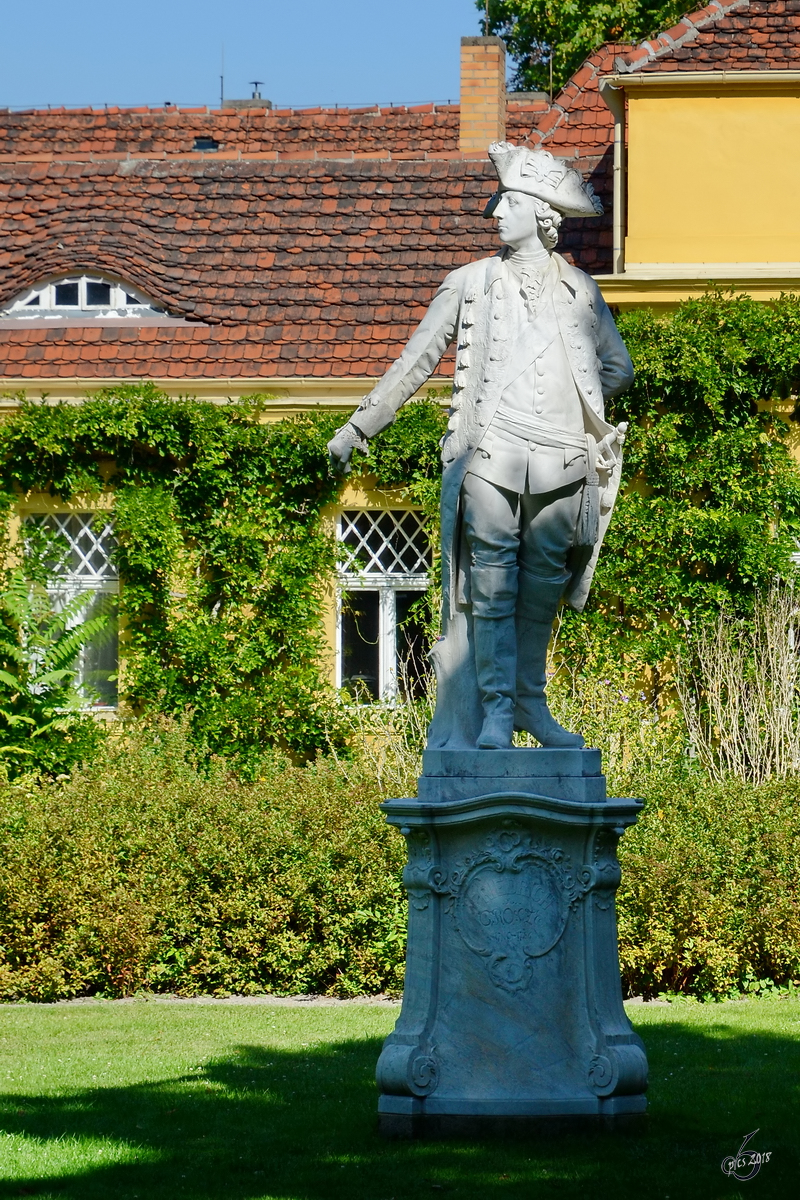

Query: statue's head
[[491, 191, 563, 252], [484, 143, 603, 251]]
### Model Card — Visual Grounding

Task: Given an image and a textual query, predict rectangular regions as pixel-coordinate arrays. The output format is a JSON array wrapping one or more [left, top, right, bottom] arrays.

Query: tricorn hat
[[483, 141, 604, 219]]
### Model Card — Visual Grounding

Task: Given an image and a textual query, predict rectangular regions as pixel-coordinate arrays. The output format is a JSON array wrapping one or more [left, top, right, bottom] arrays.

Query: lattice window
[[24, 512, 119, 709], [31, 513, 118, 583], [336, 509, 431, 702], [338, 509, 431, 577]]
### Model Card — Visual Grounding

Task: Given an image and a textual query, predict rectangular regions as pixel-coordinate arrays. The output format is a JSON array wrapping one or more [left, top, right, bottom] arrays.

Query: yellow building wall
[[626, 86, 800, 267]]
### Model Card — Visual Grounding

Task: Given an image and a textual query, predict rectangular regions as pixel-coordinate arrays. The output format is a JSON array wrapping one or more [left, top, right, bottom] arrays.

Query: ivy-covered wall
[[1, 292, 799, 770], [0, 385, 447, 773], [591, 292, 800, 667]]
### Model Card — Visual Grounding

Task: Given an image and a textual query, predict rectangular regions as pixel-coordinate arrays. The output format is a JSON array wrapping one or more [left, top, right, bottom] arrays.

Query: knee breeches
[[460, 472, 582, 618]]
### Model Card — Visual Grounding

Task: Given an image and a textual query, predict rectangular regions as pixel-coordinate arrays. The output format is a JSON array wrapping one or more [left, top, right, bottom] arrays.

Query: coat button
[[535, 406, 543, 414]]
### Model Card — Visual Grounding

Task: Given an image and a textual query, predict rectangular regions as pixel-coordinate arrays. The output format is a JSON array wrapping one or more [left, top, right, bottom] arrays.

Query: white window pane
[[1, 275, 167, 319], [336, 509, 431, 703], [29, 513, 117, 581], [54, 281, 79, 306], [79, 591, 118, 708], [86, 281, 111, 306], [395, 590, 431, 700]]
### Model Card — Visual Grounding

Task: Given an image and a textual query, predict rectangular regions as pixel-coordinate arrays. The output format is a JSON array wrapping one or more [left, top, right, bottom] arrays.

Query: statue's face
[[493, 190, 541, 249]]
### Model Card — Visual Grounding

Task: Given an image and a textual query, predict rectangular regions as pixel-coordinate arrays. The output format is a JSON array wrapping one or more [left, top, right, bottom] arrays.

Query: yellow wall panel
[[626, 89, 800, 265]]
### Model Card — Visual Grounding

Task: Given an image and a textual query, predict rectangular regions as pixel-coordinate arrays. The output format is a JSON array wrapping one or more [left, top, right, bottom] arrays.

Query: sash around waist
[[491, 405, 588, 453]]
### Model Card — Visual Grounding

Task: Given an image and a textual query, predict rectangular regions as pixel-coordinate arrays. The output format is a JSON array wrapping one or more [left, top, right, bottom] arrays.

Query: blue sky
[[2, 0, 486, 110]]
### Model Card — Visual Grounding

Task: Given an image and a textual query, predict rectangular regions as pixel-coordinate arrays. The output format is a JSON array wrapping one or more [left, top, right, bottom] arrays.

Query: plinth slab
[[376, 749, 648, 1138], [418, 747, 606, 803]]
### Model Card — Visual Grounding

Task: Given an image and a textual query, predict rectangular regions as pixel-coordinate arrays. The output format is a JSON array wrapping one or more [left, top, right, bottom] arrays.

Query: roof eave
[[600, 69, 800, 92]]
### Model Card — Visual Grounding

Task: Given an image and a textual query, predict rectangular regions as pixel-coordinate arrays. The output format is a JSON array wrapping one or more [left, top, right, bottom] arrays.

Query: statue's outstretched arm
[[327, 281, 459, 473]]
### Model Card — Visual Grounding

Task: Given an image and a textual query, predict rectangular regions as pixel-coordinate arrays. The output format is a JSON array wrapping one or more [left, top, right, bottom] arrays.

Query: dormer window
[[1, 275, 168, 320]]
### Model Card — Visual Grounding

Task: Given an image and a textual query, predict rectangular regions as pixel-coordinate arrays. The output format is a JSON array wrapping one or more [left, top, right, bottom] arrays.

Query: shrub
[[2, 706, 799, 1003], [617, 767, 800, 998], [676, 584, 800, 785], [0, 718, 406, 1001]]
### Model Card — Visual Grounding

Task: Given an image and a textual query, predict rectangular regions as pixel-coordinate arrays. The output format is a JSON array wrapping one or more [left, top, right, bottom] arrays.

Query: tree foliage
[[480, 1, 688, 93]]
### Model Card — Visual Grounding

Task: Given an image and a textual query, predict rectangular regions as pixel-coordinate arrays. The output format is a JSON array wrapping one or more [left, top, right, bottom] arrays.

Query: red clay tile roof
[[616, 0, 799, 73], [0, 322, 335, 380], [0, 98, 553, 167], [0, 96, 567, 382], [0, 104, 464, 163], [0, 159, 502, 379]]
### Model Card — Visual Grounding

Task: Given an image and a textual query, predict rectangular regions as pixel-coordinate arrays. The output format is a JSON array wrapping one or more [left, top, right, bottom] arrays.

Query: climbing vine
[[582, 291, 800, 668]]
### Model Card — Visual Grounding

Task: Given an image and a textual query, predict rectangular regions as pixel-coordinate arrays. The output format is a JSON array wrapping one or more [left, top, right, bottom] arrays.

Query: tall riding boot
[[472, 615, 517, 749], [470, 564, 518, 750], [515, 574, 585, 749]]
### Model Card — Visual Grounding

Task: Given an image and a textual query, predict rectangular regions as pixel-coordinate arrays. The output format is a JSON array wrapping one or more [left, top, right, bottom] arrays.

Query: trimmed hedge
[[0, 720, 405, 1001], [618, 768, 800, 998], [0, 721, 799, 1002]]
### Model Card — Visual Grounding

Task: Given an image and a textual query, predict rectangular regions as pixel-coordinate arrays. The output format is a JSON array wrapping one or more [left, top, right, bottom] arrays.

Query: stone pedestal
[[376, 748, 648, 1138]]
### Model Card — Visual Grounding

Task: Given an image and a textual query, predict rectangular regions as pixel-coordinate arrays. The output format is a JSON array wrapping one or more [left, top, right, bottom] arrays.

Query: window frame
[[335, 507, 431, 703], [2, 274, 165, 319], [22, 508, 120, 712]]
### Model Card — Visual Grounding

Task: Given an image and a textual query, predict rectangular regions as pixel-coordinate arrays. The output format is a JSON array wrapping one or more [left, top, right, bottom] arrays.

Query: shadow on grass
[[0, 1020, 798, 1199]]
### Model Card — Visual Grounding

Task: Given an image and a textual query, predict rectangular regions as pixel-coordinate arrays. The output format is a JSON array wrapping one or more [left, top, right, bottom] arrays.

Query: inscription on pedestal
[[439, 825, 592, 994]]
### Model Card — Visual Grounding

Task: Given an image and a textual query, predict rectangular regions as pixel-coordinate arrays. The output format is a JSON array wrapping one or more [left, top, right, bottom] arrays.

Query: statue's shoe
[[477, 712, 514, 750], [514, 699, 585, 748]]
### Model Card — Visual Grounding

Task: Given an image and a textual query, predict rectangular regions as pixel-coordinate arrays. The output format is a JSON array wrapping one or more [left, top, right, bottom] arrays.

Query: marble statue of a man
[[328, 142, 633, 751]]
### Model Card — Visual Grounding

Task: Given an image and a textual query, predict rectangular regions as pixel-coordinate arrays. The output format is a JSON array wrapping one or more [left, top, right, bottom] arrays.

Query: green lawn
[[0, 997, 797, 1199]]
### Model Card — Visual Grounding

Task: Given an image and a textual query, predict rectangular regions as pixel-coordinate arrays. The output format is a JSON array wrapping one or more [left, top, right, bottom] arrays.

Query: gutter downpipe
[[599, 80, 626, 277]]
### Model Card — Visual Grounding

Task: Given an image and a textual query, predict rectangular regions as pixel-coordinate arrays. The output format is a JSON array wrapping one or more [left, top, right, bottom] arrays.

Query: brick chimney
[[459, 36, 506, 153]]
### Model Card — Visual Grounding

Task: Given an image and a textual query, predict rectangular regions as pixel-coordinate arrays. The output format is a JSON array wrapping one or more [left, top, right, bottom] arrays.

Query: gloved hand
[[327, 422, 369, 474]]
